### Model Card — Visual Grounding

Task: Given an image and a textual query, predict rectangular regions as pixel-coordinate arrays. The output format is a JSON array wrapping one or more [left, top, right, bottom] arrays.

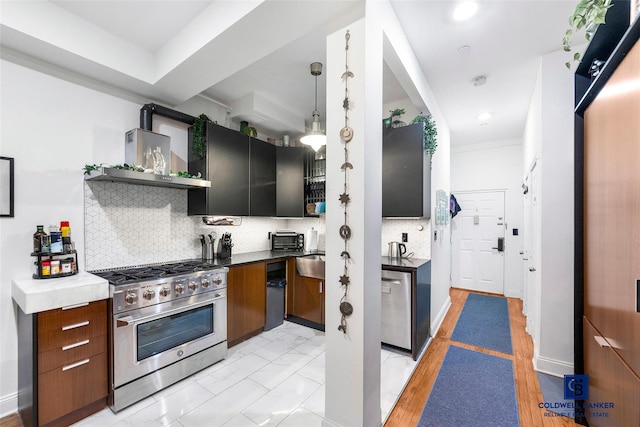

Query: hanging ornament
[[337, 29, 354, 334]]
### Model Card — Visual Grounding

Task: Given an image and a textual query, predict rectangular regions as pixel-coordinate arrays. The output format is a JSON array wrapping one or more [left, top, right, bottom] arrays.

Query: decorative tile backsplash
[[381, 218, 431, 259], [83, 182, 283, 270], [83, 181, 428, 270]]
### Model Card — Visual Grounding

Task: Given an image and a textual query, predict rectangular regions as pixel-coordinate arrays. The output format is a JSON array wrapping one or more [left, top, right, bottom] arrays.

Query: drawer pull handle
[[62, 302, 89, 310], [62, 358, 90, 371], [62, 320, 89, 331], [62, 339, 90, 351]]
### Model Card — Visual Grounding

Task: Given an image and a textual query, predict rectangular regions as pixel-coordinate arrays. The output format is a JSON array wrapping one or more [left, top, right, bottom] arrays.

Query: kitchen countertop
[[211, 250, 324, 267], [12, 271, 109, 314], [381, 256, 430, 270], [11, 251, 419, 314]]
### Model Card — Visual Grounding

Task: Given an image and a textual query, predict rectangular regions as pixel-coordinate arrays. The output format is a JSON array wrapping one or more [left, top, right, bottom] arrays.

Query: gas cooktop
[[90, 260, 220, 286]]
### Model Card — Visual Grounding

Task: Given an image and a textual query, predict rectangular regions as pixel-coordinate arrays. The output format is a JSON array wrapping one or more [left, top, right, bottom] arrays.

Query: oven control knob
[[213, 277, 222, 285], [188, 281, 198, 292], [174, 283, 185, 294], [143, 289, 156, 300], [159, 287, 170, 297], [125, 292, 138, 305], [201, 279, 210, 288]]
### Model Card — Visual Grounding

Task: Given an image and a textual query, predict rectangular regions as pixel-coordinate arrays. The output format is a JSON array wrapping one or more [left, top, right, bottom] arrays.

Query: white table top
[[12, 271, 109, 314]]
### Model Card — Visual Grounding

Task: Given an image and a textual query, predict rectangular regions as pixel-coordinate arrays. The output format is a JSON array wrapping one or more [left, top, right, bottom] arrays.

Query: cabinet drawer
[[37, 300, 106, 332], [38, 301, 107, 353], [38, 351, 107, 426], [38, 334, 106, 374]]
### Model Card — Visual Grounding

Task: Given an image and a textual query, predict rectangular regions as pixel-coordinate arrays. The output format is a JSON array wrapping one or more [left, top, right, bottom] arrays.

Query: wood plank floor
[[384, 288, 578, 427]]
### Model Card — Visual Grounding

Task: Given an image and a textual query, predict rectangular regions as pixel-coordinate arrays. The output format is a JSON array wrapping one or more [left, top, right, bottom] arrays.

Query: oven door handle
[[116, 294, 225, 328]]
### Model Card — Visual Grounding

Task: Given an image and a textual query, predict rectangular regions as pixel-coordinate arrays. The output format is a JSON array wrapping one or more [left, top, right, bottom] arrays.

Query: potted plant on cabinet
[[563, 0, 614, 68], [389, 108, 406, 128]]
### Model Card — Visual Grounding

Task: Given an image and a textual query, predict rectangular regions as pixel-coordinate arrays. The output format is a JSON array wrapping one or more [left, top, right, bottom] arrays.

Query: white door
[[451, 191, 505, 294], [524, 161, 540, 342]]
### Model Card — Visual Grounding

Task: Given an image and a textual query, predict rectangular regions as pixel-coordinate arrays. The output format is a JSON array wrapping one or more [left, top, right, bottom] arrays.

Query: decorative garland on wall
[[338, 30, 354, 334]]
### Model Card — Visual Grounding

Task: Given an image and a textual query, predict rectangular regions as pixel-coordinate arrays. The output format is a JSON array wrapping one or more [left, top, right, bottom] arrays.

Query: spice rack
[[32, 251, 78, 279]]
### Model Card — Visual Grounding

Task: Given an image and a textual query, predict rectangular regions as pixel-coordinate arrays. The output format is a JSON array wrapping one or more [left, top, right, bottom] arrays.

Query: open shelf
[[84, 167, 211, 189]]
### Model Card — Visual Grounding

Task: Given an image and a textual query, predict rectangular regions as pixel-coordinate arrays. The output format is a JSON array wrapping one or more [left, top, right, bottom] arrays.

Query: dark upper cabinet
[[188, 123, 305, 217], [382, 122, 431, 218], [250, 138, 276, 216], [188, 123, 250, 216], [276, 147, 305, 217]]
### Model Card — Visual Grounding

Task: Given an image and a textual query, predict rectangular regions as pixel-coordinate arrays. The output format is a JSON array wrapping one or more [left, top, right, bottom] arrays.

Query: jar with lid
[[33, 225, 47, 253]]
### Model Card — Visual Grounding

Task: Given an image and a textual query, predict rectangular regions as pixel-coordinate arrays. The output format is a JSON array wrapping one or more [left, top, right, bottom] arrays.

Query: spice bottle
[[49, 225, 63, 253], [33, 225, 47, 253], [60, 221, 71, 238]]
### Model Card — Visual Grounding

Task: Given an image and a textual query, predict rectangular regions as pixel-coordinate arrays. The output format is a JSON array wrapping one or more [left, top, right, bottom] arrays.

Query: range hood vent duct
[[140, 103, 195, 131]]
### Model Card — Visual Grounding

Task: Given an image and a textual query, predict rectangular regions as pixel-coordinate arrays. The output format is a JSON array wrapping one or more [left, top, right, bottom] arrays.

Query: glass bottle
[[152, 146, 166, 175], [33, 225, 47, 253]]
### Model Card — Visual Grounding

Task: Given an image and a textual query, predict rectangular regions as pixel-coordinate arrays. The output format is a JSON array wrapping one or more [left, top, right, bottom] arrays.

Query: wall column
[[324, 12, 383, 427]]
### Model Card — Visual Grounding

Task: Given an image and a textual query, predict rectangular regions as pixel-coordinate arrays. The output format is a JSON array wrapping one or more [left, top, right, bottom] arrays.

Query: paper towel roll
[[305, 227, 318, 251]]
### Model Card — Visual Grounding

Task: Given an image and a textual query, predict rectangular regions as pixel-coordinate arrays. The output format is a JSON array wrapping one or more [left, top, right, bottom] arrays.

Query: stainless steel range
[[91, 260, 228, 412]]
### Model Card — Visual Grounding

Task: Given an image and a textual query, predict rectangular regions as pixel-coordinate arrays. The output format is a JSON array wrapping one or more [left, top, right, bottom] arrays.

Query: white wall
[[522, 48, 575, 377], [451, 139, 524, 298], [0, 59, 142, 416]]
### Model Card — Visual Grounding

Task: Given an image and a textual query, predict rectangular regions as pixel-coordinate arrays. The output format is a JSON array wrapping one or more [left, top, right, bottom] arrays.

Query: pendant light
[[300, 62, 326, 152]]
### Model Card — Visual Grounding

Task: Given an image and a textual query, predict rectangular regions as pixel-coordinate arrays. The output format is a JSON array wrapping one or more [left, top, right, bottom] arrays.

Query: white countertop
[[12, 271, 109, 314]]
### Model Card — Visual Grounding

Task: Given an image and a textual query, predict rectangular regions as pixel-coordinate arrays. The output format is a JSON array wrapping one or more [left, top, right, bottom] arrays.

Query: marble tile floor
[[72, 321, 418, 427]]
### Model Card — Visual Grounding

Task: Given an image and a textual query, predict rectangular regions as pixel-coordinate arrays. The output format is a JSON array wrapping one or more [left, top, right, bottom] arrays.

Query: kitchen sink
[[296, 255, 325, 279]]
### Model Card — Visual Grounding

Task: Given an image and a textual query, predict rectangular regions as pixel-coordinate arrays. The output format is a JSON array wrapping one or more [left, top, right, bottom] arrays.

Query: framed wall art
[[1, 156, 15, 217]]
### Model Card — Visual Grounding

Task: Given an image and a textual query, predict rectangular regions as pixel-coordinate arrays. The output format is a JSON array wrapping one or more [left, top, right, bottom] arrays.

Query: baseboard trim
[[431, 296, 451, 337], [534, 355, 574, 377], [0, 391, 18, 419], [504, 289, 522, 299]]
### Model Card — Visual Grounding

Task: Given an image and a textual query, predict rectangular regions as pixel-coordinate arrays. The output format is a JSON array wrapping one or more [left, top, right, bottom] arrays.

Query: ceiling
[[0, 0, 580, 146]]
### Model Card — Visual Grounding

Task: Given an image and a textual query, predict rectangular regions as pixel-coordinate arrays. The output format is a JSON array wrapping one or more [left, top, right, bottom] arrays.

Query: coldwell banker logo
[[564, 374, 589, 400]]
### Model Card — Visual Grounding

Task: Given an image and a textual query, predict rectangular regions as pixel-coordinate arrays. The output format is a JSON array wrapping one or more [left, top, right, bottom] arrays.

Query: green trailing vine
[[411, 114, 438, 157], [192, 114, 211, 159], [562, 0, 614, 68], [83, 163, 144, 174], [83, 164, 202, 179]]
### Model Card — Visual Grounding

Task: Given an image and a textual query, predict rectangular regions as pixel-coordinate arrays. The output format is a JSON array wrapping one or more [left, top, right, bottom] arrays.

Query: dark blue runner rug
[[450, 293, 513, 354], [418, 345, 519, 427]]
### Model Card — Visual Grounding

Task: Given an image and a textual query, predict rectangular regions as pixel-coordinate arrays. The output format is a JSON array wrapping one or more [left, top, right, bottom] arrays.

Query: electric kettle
[[388, 241, 407, 258]]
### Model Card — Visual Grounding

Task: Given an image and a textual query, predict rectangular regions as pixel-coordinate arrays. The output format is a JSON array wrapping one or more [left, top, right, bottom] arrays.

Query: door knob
[[529, 267, 536, 272]]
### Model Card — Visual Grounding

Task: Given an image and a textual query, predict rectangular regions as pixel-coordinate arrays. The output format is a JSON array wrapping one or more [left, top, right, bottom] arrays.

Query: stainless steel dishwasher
[[381, 269, 412, 350]]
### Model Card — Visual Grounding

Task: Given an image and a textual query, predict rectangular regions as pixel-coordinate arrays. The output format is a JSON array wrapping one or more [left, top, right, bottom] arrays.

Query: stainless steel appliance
[[387, 241, 407, 258], [271, 230, 304, 251], [381, 269, 412, 350], [92, 261, 228, 412]]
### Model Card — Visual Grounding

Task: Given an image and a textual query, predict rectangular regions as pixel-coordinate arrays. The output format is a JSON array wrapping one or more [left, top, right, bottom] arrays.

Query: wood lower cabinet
[[227, 262, 266, 346], [18, 300, 108, 427], [288, 275, 324, 327], [583, 319, 640, 427]]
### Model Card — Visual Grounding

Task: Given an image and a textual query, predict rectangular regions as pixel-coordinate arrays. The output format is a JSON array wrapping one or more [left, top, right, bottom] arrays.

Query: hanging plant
[[192, 114, 211, 159], [562, 0, 614, 69], [411, 114, 438, 157]]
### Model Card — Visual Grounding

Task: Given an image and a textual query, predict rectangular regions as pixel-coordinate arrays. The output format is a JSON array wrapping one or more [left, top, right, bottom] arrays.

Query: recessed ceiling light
[[478, 112, 492, 123], [453, 1, 479, 21]]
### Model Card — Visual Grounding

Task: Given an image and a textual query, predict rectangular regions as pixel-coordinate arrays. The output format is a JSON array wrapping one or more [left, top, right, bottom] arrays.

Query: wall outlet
[[402, 233, 408, 242]]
